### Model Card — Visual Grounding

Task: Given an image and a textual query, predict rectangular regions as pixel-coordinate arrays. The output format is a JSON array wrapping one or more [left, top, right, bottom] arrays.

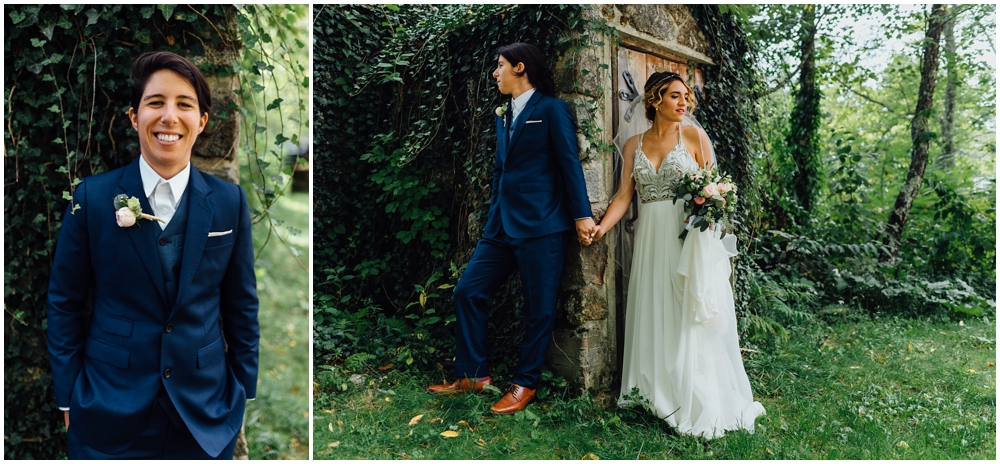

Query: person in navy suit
[[427, 43, 597, 414], [46, 51, 259, 459]]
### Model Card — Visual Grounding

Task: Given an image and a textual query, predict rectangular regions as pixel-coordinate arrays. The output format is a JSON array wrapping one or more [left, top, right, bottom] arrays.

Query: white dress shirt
[[509, 88, 535, 128], [139, 156, 190, 229]]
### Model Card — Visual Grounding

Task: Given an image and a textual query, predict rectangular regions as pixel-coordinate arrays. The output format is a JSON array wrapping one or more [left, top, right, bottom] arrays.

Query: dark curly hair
[[130, 51, 212, 116], [498, 42, 555, 96]]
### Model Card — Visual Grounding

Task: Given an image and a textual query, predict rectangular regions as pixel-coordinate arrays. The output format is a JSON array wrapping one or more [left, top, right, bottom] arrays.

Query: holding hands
[[575, 217, 605, 246], [575, 218, 598, 246]]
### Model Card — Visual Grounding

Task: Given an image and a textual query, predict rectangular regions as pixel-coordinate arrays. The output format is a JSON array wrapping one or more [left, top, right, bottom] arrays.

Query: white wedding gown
[[618, 132, 765, 439]]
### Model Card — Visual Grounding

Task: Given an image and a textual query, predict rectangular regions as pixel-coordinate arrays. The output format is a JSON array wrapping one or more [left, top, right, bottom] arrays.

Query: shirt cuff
[[247, 398, 255, 401], [574, 217, 593, 221], [59, 407, 69, 411]]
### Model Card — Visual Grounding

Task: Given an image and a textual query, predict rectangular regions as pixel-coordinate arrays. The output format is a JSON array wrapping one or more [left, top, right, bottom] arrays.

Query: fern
[[344, 352, 376, 370]]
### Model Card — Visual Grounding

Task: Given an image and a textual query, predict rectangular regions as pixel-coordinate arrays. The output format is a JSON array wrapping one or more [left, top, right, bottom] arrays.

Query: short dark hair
[[498, 42, 555, 97], [643, 71, 694, 122], [130, 51, 211, 116]]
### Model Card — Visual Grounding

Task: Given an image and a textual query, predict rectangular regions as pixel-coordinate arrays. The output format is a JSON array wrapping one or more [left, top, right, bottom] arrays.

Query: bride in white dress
[[592, 71, 765, 439]]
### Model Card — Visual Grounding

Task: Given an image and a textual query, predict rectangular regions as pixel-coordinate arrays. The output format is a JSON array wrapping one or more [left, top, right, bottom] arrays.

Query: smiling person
[[47, 51, 259, 459], [591, 71, 765, 438], [426, 42, 595, 414]]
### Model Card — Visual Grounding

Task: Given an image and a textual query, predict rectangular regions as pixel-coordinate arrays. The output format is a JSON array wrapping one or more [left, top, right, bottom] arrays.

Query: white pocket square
[[207, 230, 232, 237], [525, 120, 543, 124]]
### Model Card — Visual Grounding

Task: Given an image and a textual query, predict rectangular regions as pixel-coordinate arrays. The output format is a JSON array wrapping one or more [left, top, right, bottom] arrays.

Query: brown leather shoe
[[490, 384, 536, 414], [426, 376, 493, 394]]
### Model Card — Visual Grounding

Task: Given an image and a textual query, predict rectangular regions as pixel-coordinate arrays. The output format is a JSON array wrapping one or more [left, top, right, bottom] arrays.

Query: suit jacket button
[[158, 238, 168, 246], [165, 323, 173, 333], [163, 369, 172, 378]]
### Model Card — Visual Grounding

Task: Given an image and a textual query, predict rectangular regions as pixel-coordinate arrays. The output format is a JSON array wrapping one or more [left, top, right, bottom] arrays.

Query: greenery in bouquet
[[673, 166, 739, 239]]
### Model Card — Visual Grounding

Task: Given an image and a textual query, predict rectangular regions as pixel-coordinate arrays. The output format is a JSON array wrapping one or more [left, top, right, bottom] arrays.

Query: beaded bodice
[[632, 130, 699, 203]]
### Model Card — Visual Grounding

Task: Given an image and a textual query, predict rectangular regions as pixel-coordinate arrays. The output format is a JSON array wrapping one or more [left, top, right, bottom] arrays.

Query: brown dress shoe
[[490, 384, 536, 414], [426, 376, 493, 394]]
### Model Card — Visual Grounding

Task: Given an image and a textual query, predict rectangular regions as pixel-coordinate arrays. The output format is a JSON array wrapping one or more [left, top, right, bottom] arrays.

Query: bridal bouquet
[[672, 166, 738, 240]]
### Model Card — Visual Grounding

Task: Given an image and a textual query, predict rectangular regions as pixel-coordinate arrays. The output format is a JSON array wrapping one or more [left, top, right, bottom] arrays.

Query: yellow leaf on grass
[[430, 418, 444, 424], [476, 437, 487, 447], [328, 441, 340, 448], [582, 452, 600, 460], [458, 420, 475, 431], [908, 342, 913, 352], [408, 414, 424, 426], [440, 430, 460, 438], [328, 422, 333, 432], [385, 397, 392, 402]]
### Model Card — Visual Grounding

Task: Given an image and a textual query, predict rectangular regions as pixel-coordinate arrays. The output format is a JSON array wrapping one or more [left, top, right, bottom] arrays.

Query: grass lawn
[[244, 191, 310, 459], [313, 313, 995, 459]]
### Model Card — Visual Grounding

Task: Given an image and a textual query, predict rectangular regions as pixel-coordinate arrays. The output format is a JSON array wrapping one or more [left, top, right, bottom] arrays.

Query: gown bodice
[[632, 130, 700, 203]]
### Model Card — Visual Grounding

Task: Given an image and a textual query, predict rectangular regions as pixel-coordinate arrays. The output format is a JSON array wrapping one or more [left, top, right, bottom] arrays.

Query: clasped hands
[[575, 218, 605, 246]]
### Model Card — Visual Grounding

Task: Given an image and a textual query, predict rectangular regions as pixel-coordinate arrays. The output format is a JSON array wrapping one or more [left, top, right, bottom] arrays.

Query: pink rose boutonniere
[[113, 194, 164, 228]]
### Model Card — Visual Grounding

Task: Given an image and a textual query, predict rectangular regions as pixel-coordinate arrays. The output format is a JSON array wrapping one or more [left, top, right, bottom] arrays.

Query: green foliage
[[748, 4, 995, 321], [233, 5, 310, 266], [3, 5, 306, 459]]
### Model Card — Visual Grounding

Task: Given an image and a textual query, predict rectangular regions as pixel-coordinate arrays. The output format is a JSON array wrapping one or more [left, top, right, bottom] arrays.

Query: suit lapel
[[118, 159, 168, 307], [497, 113, 508, 161], [172, 168, 213, 317], [505, 91, 542, 159]]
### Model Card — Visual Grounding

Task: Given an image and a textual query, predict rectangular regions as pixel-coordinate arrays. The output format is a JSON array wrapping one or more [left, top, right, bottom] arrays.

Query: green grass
[[245, 191, 310, 459], [313, 313, 995, 459]]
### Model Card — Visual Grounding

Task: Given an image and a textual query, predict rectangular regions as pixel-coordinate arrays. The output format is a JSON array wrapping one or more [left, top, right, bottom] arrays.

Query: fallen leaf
[[430, 418, 444, 424], [408, 414, 424, 426], [378, 363, 395, 371], [337, 420, 343, 426], [328, 422, 333, 432], [582, 453, 600, 460], [328, 441, 340, 448], [385, 397, 392, 402], [458, 420, 475, 431], [440, 430, 460, 438], [959, 320, 965, 326], [908, 342, 913, 352], [968, 369, 976, 373], [988, 362, 994, 367], [896, 440, 908, 448], [476, 437, 487, 447]]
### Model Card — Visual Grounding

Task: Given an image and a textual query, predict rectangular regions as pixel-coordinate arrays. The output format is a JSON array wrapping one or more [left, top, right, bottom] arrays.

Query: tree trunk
[[937, 12, 957, 170], [882, 4, 948, 261], [786, 4, 822, 218]]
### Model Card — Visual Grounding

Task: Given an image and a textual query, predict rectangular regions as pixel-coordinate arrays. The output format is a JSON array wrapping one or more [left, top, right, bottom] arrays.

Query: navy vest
[[156, 186, 190, 312]]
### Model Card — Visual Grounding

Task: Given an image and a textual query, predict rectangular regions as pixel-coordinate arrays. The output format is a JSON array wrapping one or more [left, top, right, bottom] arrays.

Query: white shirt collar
[[511, 88, 536, 122], [138, 155, 191, 206]]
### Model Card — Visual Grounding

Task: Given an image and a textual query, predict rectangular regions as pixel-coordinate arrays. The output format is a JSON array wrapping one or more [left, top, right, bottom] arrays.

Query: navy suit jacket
[[484, 91, 591, 239], [47, 158, 259, 457]]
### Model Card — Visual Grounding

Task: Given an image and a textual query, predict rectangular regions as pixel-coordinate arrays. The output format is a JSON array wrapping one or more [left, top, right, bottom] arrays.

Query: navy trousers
[[66, 393, 239, 459], [453, 225, 568, 389]]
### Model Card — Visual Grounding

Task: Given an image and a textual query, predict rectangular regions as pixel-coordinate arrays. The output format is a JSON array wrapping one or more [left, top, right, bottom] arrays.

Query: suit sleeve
[[219, 187, 260, 399], [548, 98, 592, 219], [47, 181, 94, 409], [491, 116, 503, 203]]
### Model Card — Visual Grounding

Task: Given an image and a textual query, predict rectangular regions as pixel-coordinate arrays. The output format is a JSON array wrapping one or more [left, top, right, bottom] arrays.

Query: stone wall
[[188, 17, 242, 184], [546, 4, 712, 397]]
